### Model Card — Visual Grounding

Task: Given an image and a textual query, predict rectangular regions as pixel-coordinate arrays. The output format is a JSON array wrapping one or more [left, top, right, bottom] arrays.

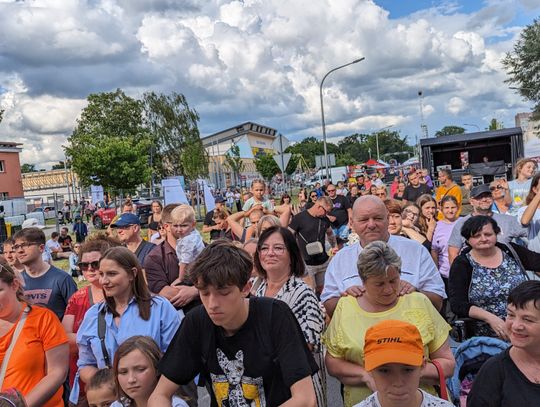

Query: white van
[[306, 166, 348, 187]]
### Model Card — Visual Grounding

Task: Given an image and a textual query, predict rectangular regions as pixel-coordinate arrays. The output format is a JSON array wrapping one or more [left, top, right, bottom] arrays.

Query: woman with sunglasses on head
[[62, 234, 122, 406], [0, 261, 69, 407]]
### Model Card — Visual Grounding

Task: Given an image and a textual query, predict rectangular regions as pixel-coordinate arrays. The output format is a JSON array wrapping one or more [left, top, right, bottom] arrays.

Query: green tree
[[181, 134, 209, 181], [224, 144, 245, 186], [487, 118, 504, 130], [435, 126, 466, 137], [254, 154, 280, 180], [502, 19, 540, 115], [142, 91, 205, 179], [0, 109, 4, 124], [65, 89, 152, 192], [286, 137, 339, 168], [21, 163, 36, 173]]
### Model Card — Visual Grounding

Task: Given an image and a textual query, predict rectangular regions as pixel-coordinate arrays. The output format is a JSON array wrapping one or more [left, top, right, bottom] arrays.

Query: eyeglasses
[[316, 205, 329, 215], [489, 186, 504, 191], [403, 209, 419, 218], [260, 245, 286, 256], [78, 261, 100, 270], [327, 189, 336, 192], [12, 242, 40, 251]]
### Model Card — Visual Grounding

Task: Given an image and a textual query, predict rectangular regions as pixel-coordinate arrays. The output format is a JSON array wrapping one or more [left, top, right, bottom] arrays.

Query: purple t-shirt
[[431, 220, 456, 278]]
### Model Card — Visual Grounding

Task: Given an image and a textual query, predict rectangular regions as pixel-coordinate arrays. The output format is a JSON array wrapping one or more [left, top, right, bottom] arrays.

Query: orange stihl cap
[[364, 320, 424, 371]]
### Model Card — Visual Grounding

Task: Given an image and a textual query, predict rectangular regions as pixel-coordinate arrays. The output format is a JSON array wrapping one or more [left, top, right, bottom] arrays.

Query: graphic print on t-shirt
[[211, 348, 266, 407], [24, 288, 52, 304]]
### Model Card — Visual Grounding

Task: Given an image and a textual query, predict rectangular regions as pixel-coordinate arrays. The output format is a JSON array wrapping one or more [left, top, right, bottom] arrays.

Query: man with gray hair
[[321, 195, 446, 316]]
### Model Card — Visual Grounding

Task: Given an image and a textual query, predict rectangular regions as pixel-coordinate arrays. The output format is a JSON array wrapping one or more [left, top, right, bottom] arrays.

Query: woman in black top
[[468, 281, 540, 406]]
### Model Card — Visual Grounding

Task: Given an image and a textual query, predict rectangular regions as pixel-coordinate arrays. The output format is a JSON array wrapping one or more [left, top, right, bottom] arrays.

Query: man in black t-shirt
[[202, 197, 226, 241], [326, 183, 352, 243], [289, 196, 337, 294], [403, 170, 431, 203], [149, 240, 317, 407], [57, 227, 73, 252]]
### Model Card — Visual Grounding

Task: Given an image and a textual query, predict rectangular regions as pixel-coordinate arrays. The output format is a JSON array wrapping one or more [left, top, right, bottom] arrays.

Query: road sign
[[272, 134, 290, 152], [315, 154, 336, 168], [273, 153, 292, 172]]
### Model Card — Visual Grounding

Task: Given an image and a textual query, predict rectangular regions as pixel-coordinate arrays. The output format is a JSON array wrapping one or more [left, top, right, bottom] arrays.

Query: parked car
[[31, 206, 56, 220], [92, 200, 152, 229], [92, 202, 117, 229]]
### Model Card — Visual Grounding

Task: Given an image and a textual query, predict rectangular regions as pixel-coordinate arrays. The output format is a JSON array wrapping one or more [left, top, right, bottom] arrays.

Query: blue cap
[[111, 213, 140, 227]]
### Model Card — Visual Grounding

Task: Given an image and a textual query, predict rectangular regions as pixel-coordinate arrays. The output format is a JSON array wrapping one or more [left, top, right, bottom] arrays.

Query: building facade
[[22, 168, 82, 208], [202, 122, 278, 188], [516, 112, 540, 158], [0, 142, 24, 199]]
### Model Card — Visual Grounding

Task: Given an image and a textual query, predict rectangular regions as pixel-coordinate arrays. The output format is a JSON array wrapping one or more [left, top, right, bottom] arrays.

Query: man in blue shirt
[[13, 227, 77, 320], [110, 212, 155, 265]]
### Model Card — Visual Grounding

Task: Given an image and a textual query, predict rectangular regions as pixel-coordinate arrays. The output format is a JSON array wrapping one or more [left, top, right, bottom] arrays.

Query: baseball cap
[[21, 218, 45, 229], [363, 320, 424, 371], [110, 213, 140, 227], [215, 196, 225, 204], [470, 184, 492, 199]]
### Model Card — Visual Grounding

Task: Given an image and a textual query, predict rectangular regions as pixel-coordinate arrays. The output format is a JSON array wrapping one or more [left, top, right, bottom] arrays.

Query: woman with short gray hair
[[323, 240, 455, 407], [357, 240, 402, 282]]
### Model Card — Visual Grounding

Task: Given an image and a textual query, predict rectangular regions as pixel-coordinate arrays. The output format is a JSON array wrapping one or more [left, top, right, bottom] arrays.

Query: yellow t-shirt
[[322, 292, 451, 407], [435, 183, 462, 219]]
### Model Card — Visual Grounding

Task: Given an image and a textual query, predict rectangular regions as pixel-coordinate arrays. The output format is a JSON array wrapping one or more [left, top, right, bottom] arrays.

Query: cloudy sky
[[1, 0, 539, 168]]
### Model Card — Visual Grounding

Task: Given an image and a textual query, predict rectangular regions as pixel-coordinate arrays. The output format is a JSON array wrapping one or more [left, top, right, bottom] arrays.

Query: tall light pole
[[374, 124, 394, 160], [320, 57, 365, 179]]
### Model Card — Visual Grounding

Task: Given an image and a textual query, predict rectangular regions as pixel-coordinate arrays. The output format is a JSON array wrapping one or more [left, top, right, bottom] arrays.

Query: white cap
[[22, 218, 45, 229]]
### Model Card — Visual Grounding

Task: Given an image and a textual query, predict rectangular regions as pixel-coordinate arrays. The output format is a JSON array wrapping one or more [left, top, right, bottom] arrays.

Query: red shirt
[[64, 286, 93, 391]]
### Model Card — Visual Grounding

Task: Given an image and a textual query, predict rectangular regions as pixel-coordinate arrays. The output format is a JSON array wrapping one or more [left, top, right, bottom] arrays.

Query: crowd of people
[[1, 159, 540, 406]]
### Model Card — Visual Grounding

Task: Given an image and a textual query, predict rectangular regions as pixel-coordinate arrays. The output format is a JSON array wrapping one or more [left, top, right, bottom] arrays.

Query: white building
[[202, 122, 278, 188]]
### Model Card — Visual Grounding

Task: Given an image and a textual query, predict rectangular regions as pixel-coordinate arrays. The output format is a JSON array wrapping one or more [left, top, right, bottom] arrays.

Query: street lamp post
[[463, 123, 480, 131], [374, 124, 394, 160], [320, 57, 365, 179]]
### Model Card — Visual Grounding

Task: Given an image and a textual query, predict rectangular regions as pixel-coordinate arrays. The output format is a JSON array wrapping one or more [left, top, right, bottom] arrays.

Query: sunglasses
[[489, 186, 504, 191], [78, 261, 100, 270]]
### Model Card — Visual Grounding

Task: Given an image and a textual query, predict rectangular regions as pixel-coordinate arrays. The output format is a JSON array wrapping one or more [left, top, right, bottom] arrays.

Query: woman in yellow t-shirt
[[323, 241, 455, 407]]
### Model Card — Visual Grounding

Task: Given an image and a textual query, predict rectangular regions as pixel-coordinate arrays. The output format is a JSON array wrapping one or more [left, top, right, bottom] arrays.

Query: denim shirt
[[69, 295, 181, 402]]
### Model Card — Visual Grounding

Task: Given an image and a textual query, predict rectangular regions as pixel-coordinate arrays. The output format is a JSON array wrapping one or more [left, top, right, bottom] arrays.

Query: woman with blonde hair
[[508, 158, 537, 213]]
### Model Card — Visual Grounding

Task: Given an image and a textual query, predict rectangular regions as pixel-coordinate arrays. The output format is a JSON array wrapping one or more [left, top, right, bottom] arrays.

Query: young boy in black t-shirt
[[149, 240, 318, 407]]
